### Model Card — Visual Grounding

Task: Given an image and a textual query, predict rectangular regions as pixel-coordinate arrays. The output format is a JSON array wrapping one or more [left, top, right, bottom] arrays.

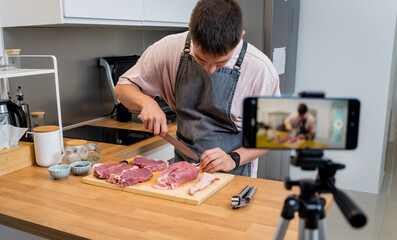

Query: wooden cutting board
[[82, 158, 234, 205]]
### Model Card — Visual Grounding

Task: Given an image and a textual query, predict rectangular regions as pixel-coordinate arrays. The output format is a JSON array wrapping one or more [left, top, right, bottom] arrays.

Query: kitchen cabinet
[[143, 0, 198, 27], [63, 0, 144, 23], [0, 0, 198, 28]]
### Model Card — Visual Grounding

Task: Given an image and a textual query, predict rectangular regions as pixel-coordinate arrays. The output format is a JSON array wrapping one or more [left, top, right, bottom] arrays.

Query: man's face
[[192, 44, 234, 74]]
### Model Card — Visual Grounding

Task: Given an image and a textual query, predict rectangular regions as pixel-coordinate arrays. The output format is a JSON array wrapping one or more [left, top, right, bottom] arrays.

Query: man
[[284, 103, 316, 140], [114, 0, 280, 177]]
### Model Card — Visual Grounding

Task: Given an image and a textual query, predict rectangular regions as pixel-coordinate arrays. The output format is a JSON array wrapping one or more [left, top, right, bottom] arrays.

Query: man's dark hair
[[298, 103, 308, 115], [189, 0, 243, 57]]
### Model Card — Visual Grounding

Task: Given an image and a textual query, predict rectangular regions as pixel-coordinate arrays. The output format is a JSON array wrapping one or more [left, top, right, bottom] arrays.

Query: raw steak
[[93, 162, 127, 179], [132, 156, 168, 171], [188, 172, 220, 196], [276, 136, 289, 144], [155, 161, 199, 190], [116, 168, 153, 187], [106, 165, 139, 184]]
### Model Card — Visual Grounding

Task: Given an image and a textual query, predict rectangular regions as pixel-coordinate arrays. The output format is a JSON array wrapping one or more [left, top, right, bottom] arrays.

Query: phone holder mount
[[273, 91, 367, 240]]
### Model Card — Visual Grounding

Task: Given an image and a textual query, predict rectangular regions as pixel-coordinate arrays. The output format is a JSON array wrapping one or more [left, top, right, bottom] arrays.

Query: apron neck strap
[[184, 33, 191, 54], [233, 41, 247, 70]]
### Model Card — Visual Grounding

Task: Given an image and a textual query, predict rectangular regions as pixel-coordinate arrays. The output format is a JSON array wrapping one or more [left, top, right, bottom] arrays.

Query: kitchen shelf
[[0, 69, 55, 78], [0, 55, 64, 150]]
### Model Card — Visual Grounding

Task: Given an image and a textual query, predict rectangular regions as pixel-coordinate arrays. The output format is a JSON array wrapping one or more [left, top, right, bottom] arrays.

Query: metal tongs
[[231, 185, 257, 209]]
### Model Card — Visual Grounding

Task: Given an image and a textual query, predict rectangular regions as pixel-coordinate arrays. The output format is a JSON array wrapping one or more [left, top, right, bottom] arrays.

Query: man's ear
[[241, 30, 246, 39]]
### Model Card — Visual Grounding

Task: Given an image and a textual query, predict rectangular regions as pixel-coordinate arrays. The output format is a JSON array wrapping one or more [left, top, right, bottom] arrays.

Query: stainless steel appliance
[[236, 0, 300, 180], [0, 99, 27, 127], [16, 86, 31, 130]]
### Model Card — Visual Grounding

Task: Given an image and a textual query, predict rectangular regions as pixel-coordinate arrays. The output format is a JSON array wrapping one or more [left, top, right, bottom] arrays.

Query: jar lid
[[67, 139, 88, 146], [33, 125, 59, 133], [85, 143, 98, 150], [31, 111, 45, 118], [5, 49, 21, 55], [65, 146, 78, 153]]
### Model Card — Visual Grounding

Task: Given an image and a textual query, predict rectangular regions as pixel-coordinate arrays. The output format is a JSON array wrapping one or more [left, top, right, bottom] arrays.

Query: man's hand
[[140, 102, 168, 137], [200, 147, 235, 172], [114, 84, 168, 136]]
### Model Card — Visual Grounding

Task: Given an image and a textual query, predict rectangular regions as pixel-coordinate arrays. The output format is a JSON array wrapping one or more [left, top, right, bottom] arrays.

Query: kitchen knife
[[162, 134, 199, 161], [137, 114, 199, 161]]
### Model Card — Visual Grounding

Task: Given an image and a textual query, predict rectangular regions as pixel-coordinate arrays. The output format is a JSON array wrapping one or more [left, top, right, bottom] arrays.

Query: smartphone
[[243, 96, 360, 150]]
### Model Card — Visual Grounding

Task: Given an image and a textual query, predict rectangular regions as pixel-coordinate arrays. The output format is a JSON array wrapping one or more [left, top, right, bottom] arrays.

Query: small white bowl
[[70, 161, 92, 176], [48, 164, 71, 180]]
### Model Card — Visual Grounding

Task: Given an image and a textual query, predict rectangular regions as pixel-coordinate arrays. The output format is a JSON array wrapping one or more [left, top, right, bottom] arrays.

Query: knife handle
[[119, 159, 133, 164]]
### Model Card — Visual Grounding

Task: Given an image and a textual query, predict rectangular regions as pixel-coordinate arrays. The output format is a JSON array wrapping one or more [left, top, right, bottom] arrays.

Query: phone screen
[[243, 97, 360, 150]]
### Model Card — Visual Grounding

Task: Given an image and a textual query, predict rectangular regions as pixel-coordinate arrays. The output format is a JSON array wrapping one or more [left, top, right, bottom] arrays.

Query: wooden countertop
[[0, 117, 333, 240]]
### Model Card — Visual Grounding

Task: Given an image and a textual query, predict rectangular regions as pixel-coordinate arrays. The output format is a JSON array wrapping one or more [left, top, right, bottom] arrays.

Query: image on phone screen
[[243, 97, 360, 150]]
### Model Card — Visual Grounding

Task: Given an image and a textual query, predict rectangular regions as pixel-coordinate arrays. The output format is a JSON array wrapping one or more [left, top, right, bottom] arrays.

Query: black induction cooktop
[[63, 125, 154, 146]]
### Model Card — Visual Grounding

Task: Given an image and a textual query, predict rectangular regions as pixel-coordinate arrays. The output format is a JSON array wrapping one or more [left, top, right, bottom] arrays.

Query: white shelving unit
[[0, 55, 64, 150], [0, 69, 55, 78]]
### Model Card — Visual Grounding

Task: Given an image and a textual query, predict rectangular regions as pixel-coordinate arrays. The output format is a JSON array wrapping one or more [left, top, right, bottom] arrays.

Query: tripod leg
[[301, 195, 321, 240], [299, 219, 305, 240], [273, 195, 299, 240], [273, 218, 292, 240], [318, 197, 327, 240], [318, 219, 327, 240]]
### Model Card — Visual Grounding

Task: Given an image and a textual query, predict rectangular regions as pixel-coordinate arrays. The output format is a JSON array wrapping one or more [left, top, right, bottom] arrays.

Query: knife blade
[[162, 134, 199, 161], [137, 114, 199, 161]]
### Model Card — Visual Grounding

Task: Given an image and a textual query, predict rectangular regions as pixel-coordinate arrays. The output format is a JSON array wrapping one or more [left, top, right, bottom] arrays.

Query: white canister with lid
[[33, 125, 62, 167]]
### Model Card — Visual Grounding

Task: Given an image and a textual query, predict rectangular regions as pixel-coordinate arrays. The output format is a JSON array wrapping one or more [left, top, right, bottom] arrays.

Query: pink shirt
[[118, 32, 280, 178], [285, 113, 316, 134], [118, 31, 280, 130]]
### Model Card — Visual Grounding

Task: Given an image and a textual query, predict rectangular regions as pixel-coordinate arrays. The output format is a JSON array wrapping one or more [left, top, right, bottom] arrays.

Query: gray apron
[[173, 33, 250, 177]]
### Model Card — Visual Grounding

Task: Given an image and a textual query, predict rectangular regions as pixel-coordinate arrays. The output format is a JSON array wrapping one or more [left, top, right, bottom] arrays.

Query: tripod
[[273, 150, 367, 240]]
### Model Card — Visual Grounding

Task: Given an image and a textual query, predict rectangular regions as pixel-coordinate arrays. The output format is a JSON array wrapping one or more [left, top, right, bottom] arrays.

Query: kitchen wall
[[292, 0, 397, 193], [236, 0, 265, 52], [3, 27, 182, 126]]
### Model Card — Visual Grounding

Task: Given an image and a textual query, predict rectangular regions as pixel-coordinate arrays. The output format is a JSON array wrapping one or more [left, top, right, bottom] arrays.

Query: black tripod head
[[287, 150, 367, 228]]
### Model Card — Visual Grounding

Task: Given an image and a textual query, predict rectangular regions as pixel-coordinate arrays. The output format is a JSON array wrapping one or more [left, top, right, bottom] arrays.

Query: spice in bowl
[[70, 161, 92, 176]]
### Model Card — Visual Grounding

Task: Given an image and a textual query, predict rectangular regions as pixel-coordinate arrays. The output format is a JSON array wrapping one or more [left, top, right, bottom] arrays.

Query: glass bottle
[[66, 140, 88, 161], [85, 143, 101, 164], [5, 49, 21, 71], [30, 111, 46, 128], [61, 146, 82, 164]]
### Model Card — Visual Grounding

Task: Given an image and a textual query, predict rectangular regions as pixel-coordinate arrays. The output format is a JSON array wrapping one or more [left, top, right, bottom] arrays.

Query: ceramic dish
[[48, 164, 71, 180], [70, 161, 92, 176]]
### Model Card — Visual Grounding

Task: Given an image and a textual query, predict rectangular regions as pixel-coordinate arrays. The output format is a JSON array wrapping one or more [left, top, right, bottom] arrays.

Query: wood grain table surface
[[0, 117, 333, 240]]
